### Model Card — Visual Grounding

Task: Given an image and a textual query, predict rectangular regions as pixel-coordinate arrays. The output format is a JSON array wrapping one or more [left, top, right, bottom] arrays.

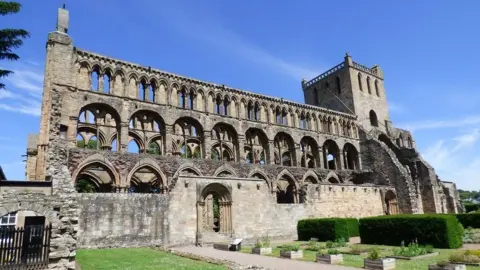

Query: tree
[[0, 1, 29, 89]]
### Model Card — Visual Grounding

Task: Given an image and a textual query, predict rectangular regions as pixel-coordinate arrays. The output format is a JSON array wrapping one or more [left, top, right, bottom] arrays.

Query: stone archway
[[197, 183, 232, 235], [385, 190, 399, 215]]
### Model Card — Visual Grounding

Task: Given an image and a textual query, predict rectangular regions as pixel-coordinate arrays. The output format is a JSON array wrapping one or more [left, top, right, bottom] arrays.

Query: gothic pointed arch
[[247, 168, 271, 190], [213, 164, 238, 178], [276, 169, 299, 204], [325, 171, 341, 183], [71, 154, 120, 192], [173, 162, 203, 178], [302, 170, 319, 184], [127, 158, 168, 187]]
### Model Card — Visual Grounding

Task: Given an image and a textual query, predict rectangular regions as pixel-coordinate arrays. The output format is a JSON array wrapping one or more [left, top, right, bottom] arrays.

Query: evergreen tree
[[0, 1, 29, 89]]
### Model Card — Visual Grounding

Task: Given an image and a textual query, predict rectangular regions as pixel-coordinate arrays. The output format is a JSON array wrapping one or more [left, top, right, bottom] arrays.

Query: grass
[[241, 242, 480, 270], [76, 248, 228, 270]]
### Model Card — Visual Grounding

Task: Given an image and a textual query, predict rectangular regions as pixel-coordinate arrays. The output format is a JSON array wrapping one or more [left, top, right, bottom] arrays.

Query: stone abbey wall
[[77, 174, 385, 248]]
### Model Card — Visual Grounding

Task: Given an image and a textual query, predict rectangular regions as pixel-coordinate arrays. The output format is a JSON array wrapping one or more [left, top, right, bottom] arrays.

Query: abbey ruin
[[20, 7, 462, 249]]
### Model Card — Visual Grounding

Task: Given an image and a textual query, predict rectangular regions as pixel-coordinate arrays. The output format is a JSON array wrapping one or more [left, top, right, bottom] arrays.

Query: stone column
[[197, 202, 204, 233], [268, 140, 276, 165], [99, 75, 104, 93], [237, 134, 245, 163], [67, 116, 78, 147], [318, 146, 324, 169], [339, 152, 345, 170], [119, 122, 129, 153], [295, 145, 303, 167], [203, 131, 212, 159], [165, 125, 173, 156]]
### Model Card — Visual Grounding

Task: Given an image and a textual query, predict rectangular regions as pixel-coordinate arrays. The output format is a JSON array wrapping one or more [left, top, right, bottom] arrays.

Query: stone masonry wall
[[76, 175, 384, 248]]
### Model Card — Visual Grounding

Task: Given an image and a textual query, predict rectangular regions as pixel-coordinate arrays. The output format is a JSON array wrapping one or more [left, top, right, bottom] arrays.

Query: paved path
[[173, 246, 353, 270]]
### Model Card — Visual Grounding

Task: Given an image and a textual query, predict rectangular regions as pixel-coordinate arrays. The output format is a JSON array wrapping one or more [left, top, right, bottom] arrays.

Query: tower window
[[357, 73, 363, 91], [375, 80, 380, 97], [369, 110, 379, 127], [367, 77, 371, 94]]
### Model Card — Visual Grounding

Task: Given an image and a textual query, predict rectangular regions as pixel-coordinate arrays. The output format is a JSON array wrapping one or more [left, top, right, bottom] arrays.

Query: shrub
[[464, 203, 480, 213], [327, 249, 340, 255], [367, 248, 380, 260], [297, 218, 349, 242], [359, 214, 463, 249], [350, 245, 365, 254], [457, 213, 480, 229], [344, 218, 360, 237], [279, 244, 300, 252], [449, 251, 480, 263], [305, 240, 324, 252], [392, 241, 432, 257]]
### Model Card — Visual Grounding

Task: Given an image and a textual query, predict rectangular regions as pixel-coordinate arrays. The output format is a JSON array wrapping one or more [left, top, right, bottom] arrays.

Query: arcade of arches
[[74, 104, 361, 170]]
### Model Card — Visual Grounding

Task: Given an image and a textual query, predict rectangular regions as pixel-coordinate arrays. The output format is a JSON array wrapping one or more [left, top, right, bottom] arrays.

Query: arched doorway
[[197, 183, 232, 234], [385, 190, 399, 215]]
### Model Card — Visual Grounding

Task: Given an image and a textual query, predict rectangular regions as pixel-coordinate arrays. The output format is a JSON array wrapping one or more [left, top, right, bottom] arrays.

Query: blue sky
[[1, 0, 479, 190]]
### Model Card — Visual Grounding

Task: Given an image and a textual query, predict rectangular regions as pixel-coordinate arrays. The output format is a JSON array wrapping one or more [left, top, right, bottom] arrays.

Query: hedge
[[464, 203, 480, 213], [297, 218, 349, 241], [344, 218, 360, 237], [359, 214, 463, 249], [457, 213, 480, 228]]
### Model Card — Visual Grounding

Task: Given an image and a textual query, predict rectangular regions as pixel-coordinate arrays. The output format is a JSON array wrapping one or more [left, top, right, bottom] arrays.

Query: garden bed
[[387, 252, 439, 260]]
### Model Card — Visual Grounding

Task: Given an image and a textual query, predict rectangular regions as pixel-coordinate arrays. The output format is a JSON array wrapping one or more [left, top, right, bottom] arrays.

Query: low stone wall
[[77, 193, 170, 248], [77, 176, 385, 248]]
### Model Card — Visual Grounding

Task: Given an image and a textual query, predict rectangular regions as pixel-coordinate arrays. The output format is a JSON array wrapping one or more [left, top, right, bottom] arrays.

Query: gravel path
[[173, 246, 353, 270]]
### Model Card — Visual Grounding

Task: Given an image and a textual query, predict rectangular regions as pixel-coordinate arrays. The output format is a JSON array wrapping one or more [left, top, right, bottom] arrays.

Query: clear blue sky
[[1, 0, 479, 190]]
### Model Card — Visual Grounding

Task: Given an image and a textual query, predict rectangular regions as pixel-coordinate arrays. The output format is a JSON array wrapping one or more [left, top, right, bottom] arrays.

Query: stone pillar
[[339, 152, 345, 170], [67, 116, 78, 147], [99, 75, 104, 93], [165, 125, 173, 156], [268, 140, 275, 165], [295, 146, 303, 167], [119, 122, 129, 153], [237, 135, 245, 163], [197, 202, 204, 233], [318, 147, 324, 169], [203, 131, 212, 159]]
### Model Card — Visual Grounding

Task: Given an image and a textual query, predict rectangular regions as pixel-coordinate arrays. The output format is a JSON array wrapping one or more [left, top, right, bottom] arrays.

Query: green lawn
[[76, 248, 228, 270], [241, 242, 480, 270]]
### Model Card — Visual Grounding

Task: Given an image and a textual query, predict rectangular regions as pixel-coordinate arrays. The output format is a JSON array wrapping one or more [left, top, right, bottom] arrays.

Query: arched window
[[138, 79, 148, 101], [103, 72, 111, 94], [374, 79, 380, 97], [300, 136, 319, 168], [129, 110, 165, 154], [91, 67, 100, 91], [357, 73, 363, 91], [211, 123, 238, 161], [245, 128, 268, 164], [149, 81, 156, 102], [323, 140, 340, 170], [274, 133, 295, 166], [276, 107, 282, 124], [369, 110, 379, 127], [223, 97, 229, 116], [173, 118, 203, 158], [336, 76, 341, 94], [367, 77, 371, 94], [254, 103, 260, 121]]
